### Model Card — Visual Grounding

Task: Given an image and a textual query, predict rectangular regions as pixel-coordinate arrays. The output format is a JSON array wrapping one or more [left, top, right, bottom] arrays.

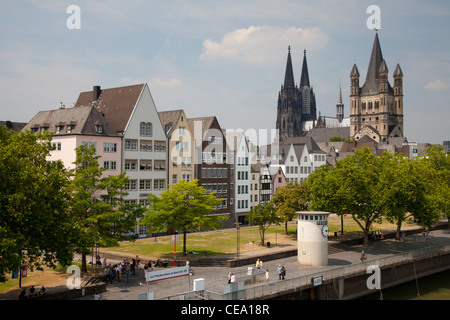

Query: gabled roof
[[187, 116, 220, 143], [158, 109, 184, 137], [0, 121, 27, 132], [282, 136, 326, 154], [74, 84, 145, 133], [22, 106, 120, 137]]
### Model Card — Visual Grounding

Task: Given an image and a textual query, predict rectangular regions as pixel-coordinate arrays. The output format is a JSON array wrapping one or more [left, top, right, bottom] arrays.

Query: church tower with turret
[[349, 33, 404, 143]]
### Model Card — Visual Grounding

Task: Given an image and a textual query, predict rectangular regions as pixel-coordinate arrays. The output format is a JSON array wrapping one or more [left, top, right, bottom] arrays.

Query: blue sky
[[1, 0, 449, 144]]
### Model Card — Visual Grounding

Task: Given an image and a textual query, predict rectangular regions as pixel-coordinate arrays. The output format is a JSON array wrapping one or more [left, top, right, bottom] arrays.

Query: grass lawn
[[100, 214, 409, 260]]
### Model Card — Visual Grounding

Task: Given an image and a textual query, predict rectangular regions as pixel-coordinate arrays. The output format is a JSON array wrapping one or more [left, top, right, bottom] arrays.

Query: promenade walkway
[[78, 225, 450, 300]]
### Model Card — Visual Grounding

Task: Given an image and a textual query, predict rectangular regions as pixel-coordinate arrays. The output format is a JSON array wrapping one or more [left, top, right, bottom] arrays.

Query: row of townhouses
[[18, 83, 331, 237]]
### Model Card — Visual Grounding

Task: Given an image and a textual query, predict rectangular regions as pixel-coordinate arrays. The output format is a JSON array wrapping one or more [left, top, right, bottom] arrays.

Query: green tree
[[69, 144, 143, 272], [0, 127, 74, 281], [415, 145, 450, 227], [307, 164, 347, 234], [272, 182, 309, 234], [246, 201, 281, 246], [379, 152, 438, 239], [143, 180, 225, 255]]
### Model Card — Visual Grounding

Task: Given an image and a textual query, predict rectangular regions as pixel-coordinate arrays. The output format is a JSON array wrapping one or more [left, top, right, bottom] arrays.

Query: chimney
[[93, 85, 101, 101]]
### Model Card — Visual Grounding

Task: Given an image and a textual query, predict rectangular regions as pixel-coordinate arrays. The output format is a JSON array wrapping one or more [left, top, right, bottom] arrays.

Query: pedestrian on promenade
[[231, 273, 236, 283], [360, 250, 367, 262], [256, 259, 260, 271], [277, 265, 282, 280], [228, 272, 232, 284], [265, 269, 270, 285], [281, 266, 286, 280]]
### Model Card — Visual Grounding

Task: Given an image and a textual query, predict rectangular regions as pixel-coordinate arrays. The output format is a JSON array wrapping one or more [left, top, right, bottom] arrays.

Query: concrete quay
[[78, 225, 450, 300]]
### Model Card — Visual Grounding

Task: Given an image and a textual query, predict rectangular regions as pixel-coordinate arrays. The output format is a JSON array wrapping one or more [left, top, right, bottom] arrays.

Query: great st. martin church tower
[[276, 47, 317, 142]]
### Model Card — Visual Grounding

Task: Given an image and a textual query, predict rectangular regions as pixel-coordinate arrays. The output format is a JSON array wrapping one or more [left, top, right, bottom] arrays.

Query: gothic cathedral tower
[[277, 48, 317, 142], [349, 33, 404, 143]]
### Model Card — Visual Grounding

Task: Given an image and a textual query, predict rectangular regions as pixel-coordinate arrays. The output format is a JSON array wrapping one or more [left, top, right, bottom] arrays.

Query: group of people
[[104, 255, 142, 283], [255, 259, 287, 285], [18, 285, 46, 300]]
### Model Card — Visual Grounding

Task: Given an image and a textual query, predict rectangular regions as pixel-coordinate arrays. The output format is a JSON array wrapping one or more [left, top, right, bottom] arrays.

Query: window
[[172, 174, 177, 185], [83, 142, 96, 151], [125, 160, 138, 171], [154, 160, 166, 171], [103, 161, 117, 170], [140, 140, 152, 152], [154, 141, 166, 152], [125, 140, 138, 151], [52, 142, 61, 151], [140, 122, 152, 136], [55, 125, 64, 134], [67, 124, 75, 133], [179, 126, 185, 135], [140, 179, 152, 191], [125, 179, 137, 191], [103, 143, 117, 152], [95, 125, 103, 134], [176, 141, 188, 151], [139, 160, 152, 171], [153, 179, 165, 190]]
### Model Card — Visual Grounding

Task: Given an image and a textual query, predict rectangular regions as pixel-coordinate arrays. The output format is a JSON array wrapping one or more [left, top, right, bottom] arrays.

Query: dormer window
[[67, 124, 75, 133], [55, 125, 64, 134], [95, 124, 103, 134]]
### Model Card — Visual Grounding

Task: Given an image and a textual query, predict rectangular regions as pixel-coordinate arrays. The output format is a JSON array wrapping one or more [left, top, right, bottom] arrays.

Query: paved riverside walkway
[[77, 225, 450, 300]]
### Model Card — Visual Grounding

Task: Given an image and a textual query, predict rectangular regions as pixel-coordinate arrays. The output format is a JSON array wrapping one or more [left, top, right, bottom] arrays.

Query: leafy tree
[[69, 144, 143, 272], [272, 182, 309, 234], [143, 180, 225, 255], [0, 127, 74, 281], [307, 164, 347, 234], [379, 152, 438, 239], [246, 201, 281, 246], [415, 145, 450, 227]]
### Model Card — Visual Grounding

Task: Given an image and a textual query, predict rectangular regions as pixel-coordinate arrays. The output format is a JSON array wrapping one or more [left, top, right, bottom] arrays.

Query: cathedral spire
[[300, 49, 310, 89], [283, 46, 295, 91]]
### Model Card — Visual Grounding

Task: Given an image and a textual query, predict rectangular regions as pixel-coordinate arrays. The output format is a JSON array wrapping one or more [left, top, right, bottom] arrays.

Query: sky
[[0, 0, 449, 145]]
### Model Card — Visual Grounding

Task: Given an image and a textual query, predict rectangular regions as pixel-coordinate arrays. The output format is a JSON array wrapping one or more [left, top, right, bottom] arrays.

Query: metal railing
[[158, 243, 450, 300]]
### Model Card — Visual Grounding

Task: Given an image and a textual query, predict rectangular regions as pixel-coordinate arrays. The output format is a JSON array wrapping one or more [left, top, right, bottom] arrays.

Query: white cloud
[[425, 80, 450, 91], [200, 25, 329, 64], [150, 77, 183, 88]]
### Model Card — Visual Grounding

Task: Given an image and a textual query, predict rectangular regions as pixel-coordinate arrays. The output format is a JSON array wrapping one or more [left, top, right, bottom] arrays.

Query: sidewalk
[[78, 225, 450, 300]]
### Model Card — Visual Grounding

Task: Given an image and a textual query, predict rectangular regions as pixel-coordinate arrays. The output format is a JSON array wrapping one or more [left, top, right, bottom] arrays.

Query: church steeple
[[362, 32, 383, 95], [283, 46, 296, 91], [299, 49, 310, 89]]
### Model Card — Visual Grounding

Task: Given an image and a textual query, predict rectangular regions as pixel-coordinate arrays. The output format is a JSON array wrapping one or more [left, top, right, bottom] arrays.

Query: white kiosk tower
[[297, 211, 330, 267]]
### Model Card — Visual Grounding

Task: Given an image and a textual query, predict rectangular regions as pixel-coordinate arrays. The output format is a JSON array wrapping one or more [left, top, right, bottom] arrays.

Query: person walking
[[281, 266, 286, 280], [265, 269, 270, 285], [277, 265, 282, 280], [360, 250, 367, 262], [256, 259, 260, 271]]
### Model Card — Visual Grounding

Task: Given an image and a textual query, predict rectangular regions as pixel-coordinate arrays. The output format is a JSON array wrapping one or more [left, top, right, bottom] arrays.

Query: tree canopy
[[246, 200, 280, 246], [143, 180, 225, 255], [0, 127, 74, 280], [307, 147, 443, 246], [69, 144, 144, 271], [272, 182, 309, 234]]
